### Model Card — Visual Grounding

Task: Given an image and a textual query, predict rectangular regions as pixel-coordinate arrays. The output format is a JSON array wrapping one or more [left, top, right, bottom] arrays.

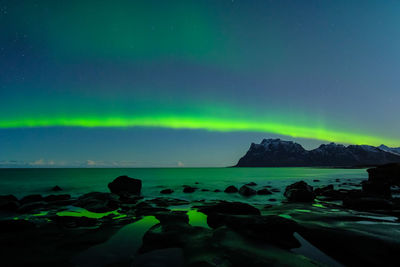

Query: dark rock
[[313, 179, 320, 182], [198, 202, 260, 216], [284, 181, 314, 202], [183, 186, 196, 193], [257, 189, 272, 195], [246, 182, 257, 186], [268, 198, 277, 202], [77, 192, 119, 212], [206, 214, 300, 249], [18, 201, 47, 213], [271, 188, 281, 193], [0, 220, 35, 232], [108, 176, 142, 196], [0, 199, 19, 211], [43, 194, 71, 202], [160, 189, 174, 194], [53, 215, 98, 228], [195, 182, 200, 184], [367, 163, 400, 186], [0, 195, 18, 202], [20, 194, 43, 205], [214, 189, 221, 193], [224, 185, 238, 193], [343, 197, 393, 211], [52, 185, 62, 191], [201, 189, 210, 192], [239, 185, 256, 196], [362, 180, 391, 197]]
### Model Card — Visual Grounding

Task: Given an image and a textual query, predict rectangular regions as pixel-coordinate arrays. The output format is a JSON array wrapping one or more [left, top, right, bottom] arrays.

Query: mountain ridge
[[235, 139, 400, 167]]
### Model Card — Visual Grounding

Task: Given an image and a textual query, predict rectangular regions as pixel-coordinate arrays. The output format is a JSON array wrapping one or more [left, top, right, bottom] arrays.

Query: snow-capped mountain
[[378, 145, 400, 156], [235, 139, 400, 167]]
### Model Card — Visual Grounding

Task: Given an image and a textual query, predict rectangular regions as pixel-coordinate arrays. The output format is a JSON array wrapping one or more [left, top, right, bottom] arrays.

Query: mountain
[[378, 145, 400, 156], [235, 139, 400, 167]]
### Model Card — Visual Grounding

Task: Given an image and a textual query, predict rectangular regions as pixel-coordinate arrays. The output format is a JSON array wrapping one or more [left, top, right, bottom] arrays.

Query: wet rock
[[147, 198, 189, 207], [246, 182, 257, 186], [367, 163, 400, 186], [44, 194, 71, 202], [206, 214, 300, 249], [0, 195, 18, 202], [213, 189, 221, 193], [0, 195, 20, 211], [53, 215, 98, 228], [224, 185, 238, 193], [201, 189, 210, 192], [257, 189, 272, 195], [239, 185, 256, 196], [160, 189, 174, 194], [18, 201, 47, 213], [284, 181, 314, 202], [77, 192, 119, 212], [134, 201, 170, 216], [198, 201, 260, 216], [0, 220, 35, 232], [52, 185, 62, 191], [271, 188, 280, 192], [108, 175, 142, 196], [268, 198, 277, 202], [362, 180, 391, 197], [313, 179, 320, 182], [183, 186, 196, 193], [343, 197, 393, 211], [20, 194, 43, 205]]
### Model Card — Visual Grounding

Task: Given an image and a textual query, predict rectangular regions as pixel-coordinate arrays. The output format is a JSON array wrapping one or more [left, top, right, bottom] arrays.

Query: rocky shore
[[1, 165, 400, 266]]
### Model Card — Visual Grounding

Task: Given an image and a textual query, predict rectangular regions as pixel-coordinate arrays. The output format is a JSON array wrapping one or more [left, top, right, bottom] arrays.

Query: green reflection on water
[[187, 210, 209, 228]]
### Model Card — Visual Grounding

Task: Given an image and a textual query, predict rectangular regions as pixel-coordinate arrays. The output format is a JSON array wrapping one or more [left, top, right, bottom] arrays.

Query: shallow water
[[0, 167, 367, 203]]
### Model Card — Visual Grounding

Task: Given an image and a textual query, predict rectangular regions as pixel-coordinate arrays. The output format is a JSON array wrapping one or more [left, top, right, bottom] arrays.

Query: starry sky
[[1, 0, 400, 167]]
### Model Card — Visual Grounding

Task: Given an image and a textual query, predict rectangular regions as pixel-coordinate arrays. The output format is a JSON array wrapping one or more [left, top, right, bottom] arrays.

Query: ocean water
[[0, 168, 368, 203]]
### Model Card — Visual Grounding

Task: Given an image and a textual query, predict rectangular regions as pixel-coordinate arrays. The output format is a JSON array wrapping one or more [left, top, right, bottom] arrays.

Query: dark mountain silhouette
[[235, 139, 400, 167]]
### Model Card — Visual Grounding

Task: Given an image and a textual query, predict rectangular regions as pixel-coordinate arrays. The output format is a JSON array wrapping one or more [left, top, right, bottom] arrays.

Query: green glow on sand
[[1, 114, 399, 146]]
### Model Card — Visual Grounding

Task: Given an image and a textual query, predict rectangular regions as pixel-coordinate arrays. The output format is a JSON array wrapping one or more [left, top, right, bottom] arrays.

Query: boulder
[[239, 185, 256, 196], [257, 189, 272, 195], [0, 220, 35, 232], [214, 189, 221, 193], [206, 214, 300, 249], [284, 181, 314, 202], [246, 182, 257, 186], [224, 185, 238, 193], [343, 197, 393, 211], [367, 163, 400, 186], [0, 195, 18, 202], [160, 189, 174, 194], [108, 176, 142, 196], [183, 186, 196, 193], [44, 194, 71, 202], [20, 194, 43, 205], [77, 192, 119, 212], [52, 185, 62, 191], [361, 180, 391, 197], [0, 200, 19, 211], [18, 201, 47, 213]]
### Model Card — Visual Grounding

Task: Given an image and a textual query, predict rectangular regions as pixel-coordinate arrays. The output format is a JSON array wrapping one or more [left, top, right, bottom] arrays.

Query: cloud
[[177, 161, 184, 167]]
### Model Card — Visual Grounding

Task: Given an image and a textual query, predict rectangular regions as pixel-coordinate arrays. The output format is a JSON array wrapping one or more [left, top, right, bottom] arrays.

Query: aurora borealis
[[1, 0, 400, 166]]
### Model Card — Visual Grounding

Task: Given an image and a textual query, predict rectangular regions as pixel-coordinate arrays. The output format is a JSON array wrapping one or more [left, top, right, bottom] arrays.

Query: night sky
[[1, 0, 399, 167]]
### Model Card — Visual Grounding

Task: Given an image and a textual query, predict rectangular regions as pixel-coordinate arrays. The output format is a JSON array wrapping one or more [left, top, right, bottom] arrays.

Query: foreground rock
[[108, 176, 142, 196], [239, 185, 256, 196], [284, 181, 314, 202], [224, 185, 238, 193], [367, 163, 400, 186], [76, 192, 119, 212], [197, 201, 260, 216]]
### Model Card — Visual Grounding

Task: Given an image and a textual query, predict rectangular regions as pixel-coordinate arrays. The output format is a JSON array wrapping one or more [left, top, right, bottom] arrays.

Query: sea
[[0, 167, 367, 204]]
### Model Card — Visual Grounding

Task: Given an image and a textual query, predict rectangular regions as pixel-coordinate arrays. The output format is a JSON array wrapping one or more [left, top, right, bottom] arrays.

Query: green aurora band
[[1, 115, 399, 147]]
